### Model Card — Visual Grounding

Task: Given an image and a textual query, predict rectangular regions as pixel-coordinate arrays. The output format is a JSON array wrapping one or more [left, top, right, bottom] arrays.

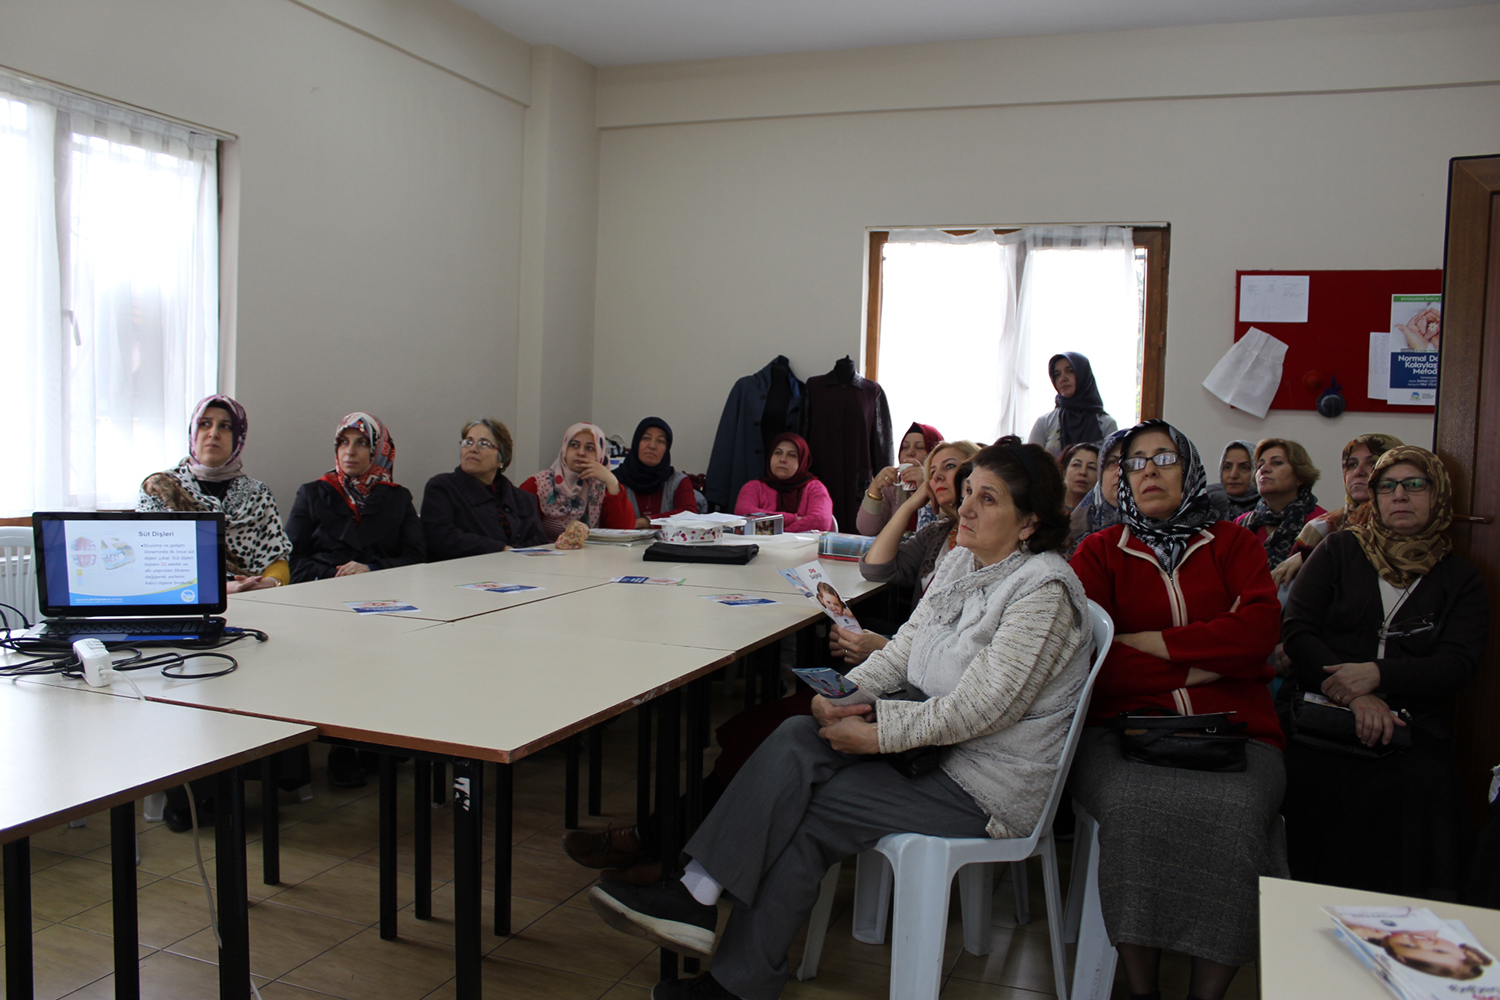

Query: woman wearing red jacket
[[1069, 420, 1286, 1000]]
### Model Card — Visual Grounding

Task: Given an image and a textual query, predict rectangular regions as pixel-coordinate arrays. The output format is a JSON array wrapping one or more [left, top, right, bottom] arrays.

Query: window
[[865, 226, 1168, 446], [0, 71, 220, 515]]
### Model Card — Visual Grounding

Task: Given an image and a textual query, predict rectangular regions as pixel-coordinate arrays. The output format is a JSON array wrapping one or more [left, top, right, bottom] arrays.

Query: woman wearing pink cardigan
[[733, 432, 835, 532]]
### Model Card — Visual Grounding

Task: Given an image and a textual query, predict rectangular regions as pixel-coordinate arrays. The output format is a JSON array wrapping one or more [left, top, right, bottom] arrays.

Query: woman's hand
[[1184, 668, 1222, 686], [1349, 694, 1406, 747], [226, 575, 278, 593], [579, 458, 620, 494], [868, 466, 901, 496], [811, 693, 875, 727], [828, 624, 888, 666], [634, 517, 652, 530], [1115, 631, 1169, 659], [1321, 661, 1381, 705], [335, 561, 370, 576], [1270, 552, 1303, 588], [819, 715, 880, 754], [556, 521, 590, 549]]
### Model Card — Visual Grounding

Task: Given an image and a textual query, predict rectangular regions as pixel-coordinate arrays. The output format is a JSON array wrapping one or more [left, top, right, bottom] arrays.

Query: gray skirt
[[1071, 727, 1288, 966]]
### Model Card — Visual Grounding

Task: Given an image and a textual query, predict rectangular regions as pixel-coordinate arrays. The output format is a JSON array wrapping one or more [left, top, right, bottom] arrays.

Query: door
[[1435, 154, 1500, 814]]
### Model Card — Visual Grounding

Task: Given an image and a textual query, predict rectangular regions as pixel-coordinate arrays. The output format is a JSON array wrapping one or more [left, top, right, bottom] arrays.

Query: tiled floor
[[2, 691, 1260, 999]]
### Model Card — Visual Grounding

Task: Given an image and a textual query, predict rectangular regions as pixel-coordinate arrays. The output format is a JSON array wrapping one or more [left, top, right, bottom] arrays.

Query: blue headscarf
[[615, 417, 675, 494]]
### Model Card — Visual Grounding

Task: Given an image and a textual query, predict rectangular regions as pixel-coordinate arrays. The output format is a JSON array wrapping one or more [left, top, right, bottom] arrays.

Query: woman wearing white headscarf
[[519, 422, 635, 541]]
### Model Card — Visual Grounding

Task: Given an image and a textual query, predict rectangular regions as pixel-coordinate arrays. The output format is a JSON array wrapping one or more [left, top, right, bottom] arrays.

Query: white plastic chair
[[796, 599, 1114, 1000], [0, 525, 39, 629], [1060, 800, 1117, 1000]]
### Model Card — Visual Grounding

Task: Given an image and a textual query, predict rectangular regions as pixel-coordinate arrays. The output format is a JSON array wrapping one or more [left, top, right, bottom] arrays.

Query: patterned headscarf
[[1116, 420, 1217, 573], [321, 412, 396, 521], [1050, 352, 1108, 448], [187, 394, 249, 482], [533, 422, 608, 538], [1085, 428, 1131, 536], [615, 417, 675, 495], [1348, 446, 1453, 587]]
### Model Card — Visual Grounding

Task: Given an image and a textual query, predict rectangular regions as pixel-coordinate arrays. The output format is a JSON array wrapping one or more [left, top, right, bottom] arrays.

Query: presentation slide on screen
[[63, 520, 200, 605]]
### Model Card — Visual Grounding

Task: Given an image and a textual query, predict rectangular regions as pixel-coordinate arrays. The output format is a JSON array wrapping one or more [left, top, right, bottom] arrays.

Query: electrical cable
[[0, 628, 267, 680]]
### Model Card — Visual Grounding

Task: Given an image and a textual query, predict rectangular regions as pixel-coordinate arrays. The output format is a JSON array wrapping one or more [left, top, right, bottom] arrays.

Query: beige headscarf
[[1347, 445, 1453, 587]]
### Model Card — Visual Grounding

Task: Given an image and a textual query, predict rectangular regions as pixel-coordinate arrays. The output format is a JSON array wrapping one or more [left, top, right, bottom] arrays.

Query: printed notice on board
[[1369, 295, 1441, 405], [1237, 275, 1310, 324]]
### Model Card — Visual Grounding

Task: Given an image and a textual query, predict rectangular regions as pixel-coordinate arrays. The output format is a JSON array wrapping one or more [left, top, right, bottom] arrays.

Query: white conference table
[[1259, 876, 1500, 998], [14, 538, 887, 998], [1, 681, 314, 1000]]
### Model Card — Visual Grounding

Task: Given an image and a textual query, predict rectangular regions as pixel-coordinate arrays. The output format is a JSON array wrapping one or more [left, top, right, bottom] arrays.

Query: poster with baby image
[[781, 560, 863, 634], [1325, 905, 1500, 999]]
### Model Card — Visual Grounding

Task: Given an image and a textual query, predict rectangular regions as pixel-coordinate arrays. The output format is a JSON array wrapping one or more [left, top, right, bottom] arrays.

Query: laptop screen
[[33, 512, 228, 618]]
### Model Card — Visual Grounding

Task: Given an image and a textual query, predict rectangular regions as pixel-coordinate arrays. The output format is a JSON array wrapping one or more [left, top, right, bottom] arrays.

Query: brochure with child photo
[[1324, 905, 1500, 1000], [780, 560, 863, 633]]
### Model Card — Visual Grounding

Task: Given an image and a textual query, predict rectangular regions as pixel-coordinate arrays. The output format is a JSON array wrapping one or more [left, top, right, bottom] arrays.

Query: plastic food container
[[658, 521, 724, 545]]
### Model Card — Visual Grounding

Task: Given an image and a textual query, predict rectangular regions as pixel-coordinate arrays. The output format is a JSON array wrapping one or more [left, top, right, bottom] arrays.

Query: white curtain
[[1008, 226, 1137, 441], [0, 72, 218, 515], [879, 229, 1022, 445]]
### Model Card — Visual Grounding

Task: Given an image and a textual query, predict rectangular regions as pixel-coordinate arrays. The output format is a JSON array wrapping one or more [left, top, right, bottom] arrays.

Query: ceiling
[[452, 0, 1478, 67]]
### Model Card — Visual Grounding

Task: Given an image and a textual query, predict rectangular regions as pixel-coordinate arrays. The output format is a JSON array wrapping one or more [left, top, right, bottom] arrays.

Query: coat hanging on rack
[[706, 356, 805, 512], [801, 357, 892, 531]]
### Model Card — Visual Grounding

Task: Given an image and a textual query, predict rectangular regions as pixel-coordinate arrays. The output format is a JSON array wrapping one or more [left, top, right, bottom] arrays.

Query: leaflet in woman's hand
[[780, 560, 863, 633], [1324, 905, 1500, 999], [791, 666, 859, 699]]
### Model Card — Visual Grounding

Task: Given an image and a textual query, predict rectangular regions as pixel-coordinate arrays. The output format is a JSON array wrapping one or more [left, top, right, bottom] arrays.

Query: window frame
[[864, 225, 1170, 421]]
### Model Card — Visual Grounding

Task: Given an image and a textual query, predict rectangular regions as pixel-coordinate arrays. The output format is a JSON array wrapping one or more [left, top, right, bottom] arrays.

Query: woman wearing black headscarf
[[616, 417, 699, 527], [1027, 352, 1118, 457]]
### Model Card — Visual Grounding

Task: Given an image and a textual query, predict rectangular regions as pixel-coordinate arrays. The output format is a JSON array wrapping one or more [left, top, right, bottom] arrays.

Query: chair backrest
[[0, 525, 39, 628], [1027, 599, 1115, 844]]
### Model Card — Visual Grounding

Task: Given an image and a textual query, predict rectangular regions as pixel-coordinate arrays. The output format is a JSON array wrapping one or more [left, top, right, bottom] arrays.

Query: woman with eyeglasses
[[1268, 433, 1404, 589], [521, 422, 636, 542], [1064, 428, 1129, 557], [420, 417, 548, 559], [1281, 445, 1486, 898], [286, 412, 425, 583], [1026, 352, 1118, 457], [1234, 437, 1325, 572], [1070, 420, 1285, 1000]]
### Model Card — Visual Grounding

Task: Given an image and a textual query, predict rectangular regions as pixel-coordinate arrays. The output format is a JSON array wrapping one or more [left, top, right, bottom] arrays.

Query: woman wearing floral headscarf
[[1281, 446, 1486, 898], [520, 422, 635, 541], [286, 412, 425, 583], [1070, 420, 1285, 1000], [1026, 352, 1118, 457], [138, 394, 292, 592]]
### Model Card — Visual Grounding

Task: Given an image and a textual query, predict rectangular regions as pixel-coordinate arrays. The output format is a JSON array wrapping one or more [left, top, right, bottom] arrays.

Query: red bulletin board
[[1233, 269, 1441, 414]]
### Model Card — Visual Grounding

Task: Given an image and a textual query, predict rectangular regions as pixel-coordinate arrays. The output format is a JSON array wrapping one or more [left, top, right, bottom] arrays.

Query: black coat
[[1283, 530, 1487, 739], [286, 480, 426, 583], [420, 468, 547, 561]]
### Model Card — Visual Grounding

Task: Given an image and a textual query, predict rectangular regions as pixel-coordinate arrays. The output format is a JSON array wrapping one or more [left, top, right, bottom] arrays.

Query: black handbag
[[1287, 690, 1412, 759], [877, 745, 945, 779], [1112, 708, 1249, 773], [642, 541, 759, 564]]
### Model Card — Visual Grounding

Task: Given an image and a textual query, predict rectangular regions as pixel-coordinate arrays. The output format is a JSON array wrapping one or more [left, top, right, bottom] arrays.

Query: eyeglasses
[[460, 438, 499, 452], [1372, 477, 1431, 495], [1377, 613, 1435, 640], [1120, 453, 1182, 472]]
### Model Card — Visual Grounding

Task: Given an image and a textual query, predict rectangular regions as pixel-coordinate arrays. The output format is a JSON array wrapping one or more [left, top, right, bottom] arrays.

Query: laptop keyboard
[[39, 617, 225, 639]]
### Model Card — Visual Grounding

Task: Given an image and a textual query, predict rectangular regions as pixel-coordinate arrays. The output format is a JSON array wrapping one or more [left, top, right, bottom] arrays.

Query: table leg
[[379, 754, 398, 940], [432, 760, 447, 806], [414, 759, 432, 920], [587, 726, 604, 817], [111, 803, 140, 1000], [685, 679, 706, 828], [4, 837, 34, 1000], [452, 759, 484, 997], [655, 687, 683, 984], [493, 762, 512, 937], [636, 702, 653, 828], [741, 655, 755, 710], [564, 735, 580, 829], [260, 757, 280, 886], [214, 766, 250, 1000]]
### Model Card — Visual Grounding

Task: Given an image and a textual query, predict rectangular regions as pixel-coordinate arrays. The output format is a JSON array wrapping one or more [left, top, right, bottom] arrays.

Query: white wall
[[592, 5, 1500, 487], [2, 0, 533, 513]]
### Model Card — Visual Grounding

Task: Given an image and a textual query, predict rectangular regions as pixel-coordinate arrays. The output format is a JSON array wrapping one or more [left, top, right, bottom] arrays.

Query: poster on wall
[[1367, 294, 1440, 406]]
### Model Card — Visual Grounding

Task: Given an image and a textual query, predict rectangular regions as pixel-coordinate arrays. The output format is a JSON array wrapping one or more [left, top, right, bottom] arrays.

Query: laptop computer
[[30, 511, 229, 644]]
